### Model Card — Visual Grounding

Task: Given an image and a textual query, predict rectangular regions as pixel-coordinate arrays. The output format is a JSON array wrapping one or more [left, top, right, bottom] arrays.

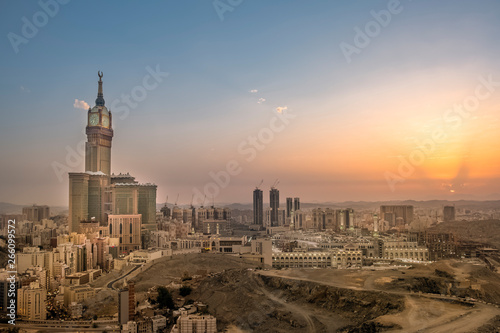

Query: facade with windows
[[272, 248, 363, 269], [382, 240, 429, 261], [108, 214, 141, 253]]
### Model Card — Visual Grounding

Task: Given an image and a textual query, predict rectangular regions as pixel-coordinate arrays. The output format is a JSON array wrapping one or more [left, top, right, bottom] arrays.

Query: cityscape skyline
[[1, 1, 500, 206], [1, 2, 500, 331]]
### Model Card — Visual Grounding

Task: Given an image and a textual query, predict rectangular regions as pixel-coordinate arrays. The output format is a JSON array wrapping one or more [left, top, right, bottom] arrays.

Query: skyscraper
[[22, 205, 50, 222], [270, 187, 279, 227], [69, 72, 113, 231], [443, 206, 455, 222], [380, 205, 414, 225], [253, 188, 263, 226], [68, 73, 157, 241], [85, 71, 113, 176], [286, 197, 293, 218], [293, 197, 300, 211]]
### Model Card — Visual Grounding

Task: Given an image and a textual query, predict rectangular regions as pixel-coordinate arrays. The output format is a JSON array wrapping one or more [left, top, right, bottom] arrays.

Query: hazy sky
[[1, 0, 500, 206]]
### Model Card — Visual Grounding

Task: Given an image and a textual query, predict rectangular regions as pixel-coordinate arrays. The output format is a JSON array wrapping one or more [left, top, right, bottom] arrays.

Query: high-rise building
[[293, 197, 300, 212], [286, 197, 293, 218], [68, 73, 157, 239], [160, 203, 171, 218], [0, 270, 20, 314], [383, 212, 396, 227], [128, 281, 135, 321], [118, 288, 129, 325], [380, 205, 414, 225], [443, 206, 455, 222], [0, 214, 27, 230], [312, 208, 338, 231], [22, 205, 50, 222], [270, 188, 279, 227], [85, 72, 113, 175], [253, 188, 263, 226], [108, 215, 141, 253], [118, 281, 135, 325], [17, 282, 46, 320]]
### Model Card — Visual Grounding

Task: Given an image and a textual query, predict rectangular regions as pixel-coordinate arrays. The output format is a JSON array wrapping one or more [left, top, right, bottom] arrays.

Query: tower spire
[[95, 71, 105, 106]]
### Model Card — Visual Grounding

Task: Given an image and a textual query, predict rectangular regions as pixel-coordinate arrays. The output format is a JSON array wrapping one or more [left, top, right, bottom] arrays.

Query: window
[[120, 223, 123, 234]]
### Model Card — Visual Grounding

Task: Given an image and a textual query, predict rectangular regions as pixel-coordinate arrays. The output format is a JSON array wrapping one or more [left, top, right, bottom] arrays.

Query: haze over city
[[1, 0, 500, 206], [3, 2, 500, 333]]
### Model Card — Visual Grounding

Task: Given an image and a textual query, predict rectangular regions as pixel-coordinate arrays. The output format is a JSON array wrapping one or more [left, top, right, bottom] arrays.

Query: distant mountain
[[0, 202, 24, 214], [0, 202, 68, 215], [159, 200, 500, 211], [3, 198, 498, 216]]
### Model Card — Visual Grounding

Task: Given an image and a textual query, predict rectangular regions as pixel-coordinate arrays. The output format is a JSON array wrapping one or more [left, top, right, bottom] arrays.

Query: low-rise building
[[64, 285, 95, 307], [151, 314, 167, 333], [171, 313, 217, 333], [272, 246, 363, 269], [382, 240, 429, 261]]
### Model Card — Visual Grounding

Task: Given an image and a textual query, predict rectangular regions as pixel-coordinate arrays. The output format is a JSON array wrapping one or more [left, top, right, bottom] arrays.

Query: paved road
[[107, 264, 142, 289]]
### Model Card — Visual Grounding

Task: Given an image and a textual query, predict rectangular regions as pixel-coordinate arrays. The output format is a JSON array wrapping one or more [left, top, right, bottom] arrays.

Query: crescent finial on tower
[[95, 71, 105, 106]]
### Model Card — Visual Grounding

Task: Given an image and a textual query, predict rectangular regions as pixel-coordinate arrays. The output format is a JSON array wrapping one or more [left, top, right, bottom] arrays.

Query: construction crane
[[174, 193, 179, 206], [256, 179, 263, 189], [271, 179, 279, 189], [190, 194, 194, 209], [201, 194, 207, 207]]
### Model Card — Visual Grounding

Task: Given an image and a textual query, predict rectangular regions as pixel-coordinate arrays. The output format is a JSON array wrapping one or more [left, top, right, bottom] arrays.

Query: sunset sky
[[1, 0, 500, 206]]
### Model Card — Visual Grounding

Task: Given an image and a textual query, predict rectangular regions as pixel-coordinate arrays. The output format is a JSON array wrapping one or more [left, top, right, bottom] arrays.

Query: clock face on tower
[[89, 114, 99, 126], [102, 116, 109, 128]]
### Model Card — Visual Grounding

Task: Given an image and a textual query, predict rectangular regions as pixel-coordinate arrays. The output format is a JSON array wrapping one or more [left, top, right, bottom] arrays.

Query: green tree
[[179, 285, 192, 297], [157, 286, 175, 309]]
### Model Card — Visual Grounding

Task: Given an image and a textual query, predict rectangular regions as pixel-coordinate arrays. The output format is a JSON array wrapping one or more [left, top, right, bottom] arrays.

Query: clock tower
[[85, 71, 113, 175]]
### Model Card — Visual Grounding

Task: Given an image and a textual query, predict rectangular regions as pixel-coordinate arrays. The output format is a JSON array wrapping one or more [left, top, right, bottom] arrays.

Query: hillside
[[428, 220, 500, 249]]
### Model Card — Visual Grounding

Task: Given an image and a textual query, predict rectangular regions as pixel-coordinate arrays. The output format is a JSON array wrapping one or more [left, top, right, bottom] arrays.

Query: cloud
[[73, 99, 90, 110], [250, 89, 258, 93], [20, 86, 31, 93], [258, 98, 266, 104], [276, 106, 288, 113]]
